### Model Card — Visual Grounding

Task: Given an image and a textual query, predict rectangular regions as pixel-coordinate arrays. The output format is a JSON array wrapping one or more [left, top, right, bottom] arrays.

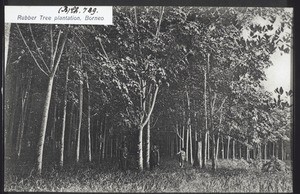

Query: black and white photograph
[[4, 6, 293, 192]]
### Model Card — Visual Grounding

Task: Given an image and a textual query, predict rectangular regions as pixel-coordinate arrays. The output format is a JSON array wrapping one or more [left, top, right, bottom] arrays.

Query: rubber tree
[[17, 24, 69, 175]]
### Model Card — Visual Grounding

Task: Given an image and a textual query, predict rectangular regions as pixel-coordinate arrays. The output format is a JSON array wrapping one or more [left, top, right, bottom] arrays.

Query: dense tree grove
[[5, 7, 292, 175]]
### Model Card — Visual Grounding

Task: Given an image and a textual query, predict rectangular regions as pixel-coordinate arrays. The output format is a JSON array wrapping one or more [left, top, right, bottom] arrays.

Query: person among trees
[[150, 144, 160, 169], [119, 141, 128, 171], [177, 149, 186, 168]]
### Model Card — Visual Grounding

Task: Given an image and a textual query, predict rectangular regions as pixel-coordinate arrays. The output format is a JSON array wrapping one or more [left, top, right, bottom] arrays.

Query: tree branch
[[51, 30, 68, 77], [28, 24, 50, 73], [52, 30, 62, 70], [16, 24, 49, 77], [155, 6, 164, 37]]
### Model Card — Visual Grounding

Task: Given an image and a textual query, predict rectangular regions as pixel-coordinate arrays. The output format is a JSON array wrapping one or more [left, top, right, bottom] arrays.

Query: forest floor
[[4, 157, 293, 192]]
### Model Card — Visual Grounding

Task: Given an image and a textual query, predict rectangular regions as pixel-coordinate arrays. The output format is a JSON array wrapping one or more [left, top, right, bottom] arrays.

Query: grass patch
[[4, 158, 293, 192]]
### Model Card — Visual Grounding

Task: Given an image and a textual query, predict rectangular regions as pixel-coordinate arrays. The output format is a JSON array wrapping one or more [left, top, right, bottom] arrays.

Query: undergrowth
[[4, 158, 293, 192]]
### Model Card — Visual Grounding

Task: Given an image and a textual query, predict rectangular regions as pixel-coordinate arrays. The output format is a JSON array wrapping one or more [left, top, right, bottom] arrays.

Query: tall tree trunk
[[67, 102, 74, 160], [264, 142, 267, 161], [86, 73, 92, 162], [221, 135, 224, 159], [202, 54, 209, 168], [76, 75, 83, 163], [275, 141, 278, 158], [36, 75, 55, 174], [232, 139, 235, 159], [203, 131, 208, 168], [227, 136, 231, 159], [146, 93, 152, 169], [102, 116, 106, 160], [281, 139, 284, 160], [246, 144, 250, 161], [211, 134, 216, 171], [59, 67, 69, 167], [51, 94, 57, 157], [186, 90, 193, 164], [186, 124, 189, 162], [17, 71, 32, 158], [239, 142, 242, 159], [215, 134, 220, 161], [272, 142, 275, 157], [4, 23, 11, 74]]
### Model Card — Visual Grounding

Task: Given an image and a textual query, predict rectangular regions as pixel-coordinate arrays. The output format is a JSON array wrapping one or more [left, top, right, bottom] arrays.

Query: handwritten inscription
[[58, 6, 98, 15]]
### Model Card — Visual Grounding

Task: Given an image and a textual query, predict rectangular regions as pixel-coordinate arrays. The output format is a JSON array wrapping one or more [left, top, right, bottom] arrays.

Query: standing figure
[[119, 142, 128, 171], [177, 149, 186, 168], [150, 144, 160, 169]]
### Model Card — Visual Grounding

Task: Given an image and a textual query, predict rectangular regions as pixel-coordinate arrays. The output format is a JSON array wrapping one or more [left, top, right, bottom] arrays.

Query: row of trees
[[5, 7, 292, 175]]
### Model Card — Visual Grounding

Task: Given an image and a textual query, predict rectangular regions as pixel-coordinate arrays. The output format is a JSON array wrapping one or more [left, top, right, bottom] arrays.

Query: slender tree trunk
[[203, 54, 209, 168], [221, 135, 224, 159], [186, 90, 193, 164], [281, 139, 284, 160], [86, 73, 92, 162], [146, 93, 152, 169], [264, 143, 267, 161], [102, 116, 106, 160], [227, 136, 231, 159], [59, 66, 69, 167], [246, 144, 250, 161], [51, 91, 58, 158], [211, 134, 216, 171], [215, 134, 220, 161], [203, 131, 208, 168], [67, 102, 74, 160], [232, 140, 235, 159], [4, 23, 11, 74], [272, 142, 275, 157], [76, 75, 83, 163], [275, 141, 279, 158], [17, 71, 32, 158], [186, 125, 189, 162], [207, 132, 210, 160], [239, 142, 242, 159]]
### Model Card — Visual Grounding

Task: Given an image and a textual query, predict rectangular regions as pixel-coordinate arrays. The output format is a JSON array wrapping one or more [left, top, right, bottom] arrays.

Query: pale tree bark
[[146, 93, 152, 169], [17, 24, 69, 175], [198, 141, 202, 168], [76, 49, 84, 163], [4, 23, 11, 74], [138, 84, 159, 171], [59, 66, 69, 167], [186, 90, 193, 164], [86, 73, 92, 162]]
